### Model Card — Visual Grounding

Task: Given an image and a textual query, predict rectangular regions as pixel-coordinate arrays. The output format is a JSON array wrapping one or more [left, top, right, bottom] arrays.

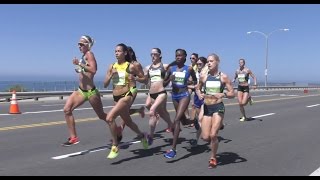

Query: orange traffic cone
[[9, 90, 21, 114]]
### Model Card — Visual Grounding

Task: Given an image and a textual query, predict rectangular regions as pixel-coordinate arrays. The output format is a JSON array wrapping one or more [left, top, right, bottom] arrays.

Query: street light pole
[[265, 36, 269, 87], [247, 28, 289, 87]]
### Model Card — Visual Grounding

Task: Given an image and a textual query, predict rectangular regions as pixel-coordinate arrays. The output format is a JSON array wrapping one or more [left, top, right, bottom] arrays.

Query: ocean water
[[0, 81, 148, 92], [0, 81, 107, 92]]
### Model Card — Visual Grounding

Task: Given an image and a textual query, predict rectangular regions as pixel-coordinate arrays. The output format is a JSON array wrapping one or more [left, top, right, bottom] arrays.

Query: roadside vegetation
[[6, 85, 28, 92]]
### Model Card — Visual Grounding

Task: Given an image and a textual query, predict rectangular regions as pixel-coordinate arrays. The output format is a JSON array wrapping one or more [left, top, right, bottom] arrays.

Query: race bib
[[113, 72, 126, 86], [238, 74, 246, 83], [173, 71, 186, 85], [149, 69, 162, 82], [205, 81, 221, 95]]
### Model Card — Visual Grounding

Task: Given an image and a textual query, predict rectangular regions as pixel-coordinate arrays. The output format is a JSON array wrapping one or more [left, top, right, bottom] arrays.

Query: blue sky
[[0, 4, 319, 84]]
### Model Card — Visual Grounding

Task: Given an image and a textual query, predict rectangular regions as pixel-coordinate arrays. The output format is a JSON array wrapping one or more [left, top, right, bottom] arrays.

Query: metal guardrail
[[0, 86, 319, 102]]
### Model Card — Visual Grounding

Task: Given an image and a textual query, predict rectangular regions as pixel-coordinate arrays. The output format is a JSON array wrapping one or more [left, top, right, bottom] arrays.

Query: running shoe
[[141, 133, 149, 149], [164, 149, 176, 159], [165, 127, 172, 133], [189, 139, 198, 148], [107, 145, 119, 159], [61, 137, 80, 147], [208, 158, 217, 169], [239, 117, 246, 122]]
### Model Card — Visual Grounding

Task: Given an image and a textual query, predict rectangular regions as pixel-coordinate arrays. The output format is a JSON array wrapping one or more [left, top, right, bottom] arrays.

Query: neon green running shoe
[[107, 145, 119, 159], [141, 133, 149, 149]]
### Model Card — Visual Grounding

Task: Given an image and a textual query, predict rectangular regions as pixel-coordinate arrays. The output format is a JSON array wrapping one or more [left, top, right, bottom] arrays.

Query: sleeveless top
[[112, 61, 130, 86], [196, 70, 201, 84], [192, 64, 198, 73], [204, 72, 225, 95], [236, 69, 249, 83], [148, 63, 166, 82], [75, 55, 89, 73], [170, 65, 190, 89]]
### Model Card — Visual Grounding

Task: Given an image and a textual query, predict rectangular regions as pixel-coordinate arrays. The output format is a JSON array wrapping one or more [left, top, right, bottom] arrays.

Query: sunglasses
[[78, 43, 87, 47], [197, 63, 203, 66], [190, 57, 197, 60], [150, 53, 160, 56]]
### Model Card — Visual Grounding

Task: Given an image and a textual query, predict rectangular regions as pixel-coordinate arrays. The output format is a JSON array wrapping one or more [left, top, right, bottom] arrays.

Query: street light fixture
[[247, 28, 289, 87]]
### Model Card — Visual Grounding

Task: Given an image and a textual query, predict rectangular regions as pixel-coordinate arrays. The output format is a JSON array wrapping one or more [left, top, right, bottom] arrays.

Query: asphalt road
[[0, 89, 320, 176]]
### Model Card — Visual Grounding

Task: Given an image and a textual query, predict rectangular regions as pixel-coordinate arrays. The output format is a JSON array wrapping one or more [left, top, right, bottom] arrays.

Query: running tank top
[[75, 55, 89, 73], [148, 63, 166, 82], [237, 69, 249, 83], [196, 70, 201, 84], [204, 72, 225, 95], [170, 65, 190, 88], [112, 61, 130, 86], [192, 64, 198, 73]]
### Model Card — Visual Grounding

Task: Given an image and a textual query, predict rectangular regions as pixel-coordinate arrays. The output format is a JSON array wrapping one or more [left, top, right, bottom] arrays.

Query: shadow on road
[[166, 143, 211, 163], [119, 133, 165, 150], [218, 136, 232, 143], [110, 136, 188, 165], [165, 135, 233, 163], [245, 117, 263, 122], [216, 152, 247, 166]]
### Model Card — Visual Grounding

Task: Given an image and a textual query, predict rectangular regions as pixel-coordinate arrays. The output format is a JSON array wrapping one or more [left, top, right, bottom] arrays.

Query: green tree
[[6, 85, 27, 92]]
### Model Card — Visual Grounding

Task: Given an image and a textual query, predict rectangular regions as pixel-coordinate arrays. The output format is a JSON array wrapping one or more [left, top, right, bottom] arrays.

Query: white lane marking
[[252, 113, 275, 118], [52, 140, 141, 160], [280, 94, 299, 97], [310, 167, 320, 176], [0, 114, 13, 116], [306, 104, 320, 108]]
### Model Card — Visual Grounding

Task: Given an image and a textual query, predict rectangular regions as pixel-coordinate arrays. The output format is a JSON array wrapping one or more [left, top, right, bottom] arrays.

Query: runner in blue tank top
[[163, 49, 197, 159]]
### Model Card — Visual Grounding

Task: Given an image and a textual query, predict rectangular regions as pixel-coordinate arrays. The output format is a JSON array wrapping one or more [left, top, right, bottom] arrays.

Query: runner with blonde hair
[[62, 35, 108, 147], [196, 53, 234, 168]]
